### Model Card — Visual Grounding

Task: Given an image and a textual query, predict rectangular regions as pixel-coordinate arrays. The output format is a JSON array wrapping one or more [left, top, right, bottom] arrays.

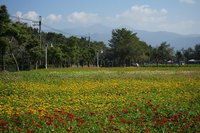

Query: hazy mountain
[[136, 30, 200, 50], [63, 25, 200, 50]]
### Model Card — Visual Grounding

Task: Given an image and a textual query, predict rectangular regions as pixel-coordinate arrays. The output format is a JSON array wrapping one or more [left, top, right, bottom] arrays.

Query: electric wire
[[9, 15, 39, 22], [7, 15, 92, 40]]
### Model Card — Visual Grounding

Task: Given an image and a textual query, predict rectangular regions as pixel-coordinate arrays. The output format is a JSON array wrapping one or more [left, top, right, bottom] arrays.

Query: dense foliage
[[0, 5, 200, 71]]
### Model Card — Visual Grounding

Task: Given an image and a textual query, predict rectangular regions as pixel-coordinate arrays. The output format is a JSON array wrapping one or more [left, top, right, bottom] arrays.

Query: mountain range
[[63, 25, 200, 50]]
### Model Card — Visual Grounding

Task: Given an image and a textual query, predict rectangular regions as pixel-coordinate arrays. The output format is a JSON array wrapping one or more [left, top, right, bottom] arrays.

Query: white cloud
[[117, 5, 167, 23], [67, 12, 100, 25], [22, 11, 40, 21], [65, 5, 170, 32], [46, 14, 62, 23], [112, 5, 168, 27], [14, 5, 199, 34], [161, 9, 168, 14], [14, 11, 40, 27], [179, 0, 196, 4], [14, 11, 64, 28], [15, 11, 40, 22], [15, 11, 23, 18]]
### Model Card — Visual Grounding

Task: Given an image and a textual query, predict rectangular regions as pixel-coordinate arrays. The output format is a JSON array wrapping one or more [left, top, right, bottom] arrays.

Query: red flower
[[174, 114, 179, 119], [109, 115, 115, 122], [160, 121, 165, 125], [160, 118, 168, 125], [153, 120, 158, 125], [153, 107, 157, 112], [55, 110, 65, 116], [171, 118, 176, 124], [122, 109, 128, 114], [77, 123, 81, 127], [90, 112, 96, 115], [163, 114, 167, 117], [0, 120, 9, 126], [33, 123, 42, 128], [114, 128, 119, 131], [127, 120, 132, 124], [26, 129, 32, 133], [145, 128, 149, 133], [121, 119, 126, 124], [46, 121, 51, 126], [197, 115, 200, 119], [163, 118, 168, 122], [98, 115, 102, 119], [109, 115, 114, 119], [67, 113, 75, 120], [75, 117, 85, 123], [45, 115, 53, 119], [16, 128, 23, 132], [54, 124, 59, 128], [54, 112, 59, 117]]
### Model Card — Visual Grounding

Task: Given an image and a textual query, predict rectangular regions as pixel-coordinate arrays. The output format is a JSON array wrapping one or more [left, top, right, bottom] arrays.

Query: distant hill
[[63, 25, 200, 50], [136, 30, 200, 50]]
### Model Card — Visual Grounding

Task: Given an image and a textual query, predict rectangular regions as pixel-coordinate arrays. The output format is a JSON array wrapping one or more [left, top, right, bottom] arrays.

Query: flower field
[[0, 67, 200, 132]]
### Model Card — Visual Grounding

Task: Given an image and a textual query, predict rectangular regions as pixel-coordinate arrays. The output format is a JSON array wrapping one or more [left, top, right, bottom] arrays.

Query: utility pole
[[33, 16, 42, 47], [32, 16, 42, 66], [88, 36, 90, 47], [97, 51, 99, 68], [45, 43, 53, 69], [96, 50, 103, 68], [45, 44, 48, 69], [17, 16, 20, 22], [39, 16, 42, 48], [86, 36, 91, 67]]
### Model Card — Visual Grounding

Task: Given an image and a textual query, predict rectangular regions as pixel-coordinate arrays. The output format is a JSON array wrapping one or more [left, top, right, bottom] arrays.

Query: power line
[[9, 15, 39, 22], [9, 15, 93, 42], [42, 22, 87, 38]]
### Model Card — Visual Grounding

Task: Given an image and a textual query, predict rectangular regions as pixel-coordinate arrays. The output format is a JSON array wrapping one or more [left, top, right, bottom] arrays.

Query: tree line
[[0, 5, 200, 71]]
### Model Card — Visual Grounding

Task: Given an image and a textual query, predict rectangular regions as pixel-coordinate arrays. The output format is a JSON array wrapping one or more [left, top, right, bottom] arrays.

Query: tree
[[5, 22, 30, 71], [183, 47, 195, 62], [46, 32, 66, 45], [29, 46, 44, 69], [109, 28, 151, 66], [0, 37, 9, 70], [194, 44, 200, 60], [175, 50, 184, 65], [103, 48, 115, 67], [152, 42, 174, 65], [46, 40, 65, 68], [134, 41, 151, 64], [91, 41, 105, 67], [109, 28, 140, 66], [0, 5, 10, 71], [66, 36, 81, 67], [0, 5, 10, 36]]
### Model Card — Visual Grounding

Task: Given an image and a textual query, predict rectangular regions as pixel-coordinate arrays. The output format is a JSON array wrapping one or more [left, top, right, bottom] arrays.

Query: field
[[0, 67, 200, 132]]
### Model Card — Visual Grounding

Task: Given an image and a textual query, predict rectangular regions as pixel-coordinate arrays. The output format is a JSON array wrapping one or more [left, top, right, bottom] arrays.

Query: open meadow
[[0, 67, 200, 132]]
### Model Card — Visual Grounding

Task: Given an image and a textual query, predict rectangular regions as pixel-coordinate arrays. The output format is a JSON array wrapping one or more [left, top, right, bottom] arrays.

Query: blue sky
[[1, 0, 200, 34]]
